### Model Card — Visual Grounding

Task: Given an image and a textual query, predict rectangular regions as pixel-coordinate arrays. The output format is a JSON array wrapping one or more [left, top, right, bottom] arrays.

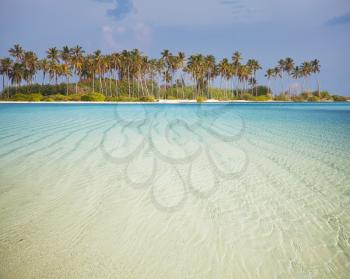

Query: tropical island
[[0, 44, 348, 103]]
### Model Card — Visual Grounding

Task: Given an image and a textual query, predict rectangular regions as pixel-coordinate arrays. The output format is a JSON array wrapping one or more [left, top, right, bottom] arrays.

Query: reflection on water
[[0, 103, 349, 278]]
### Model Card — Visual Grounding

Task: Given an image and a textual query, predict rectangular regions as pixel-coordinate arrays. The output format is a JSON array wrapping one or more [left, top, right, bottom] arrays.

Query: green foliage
[[291, 95, 307, 102], [6, 84, 68, 96], [105, 96, 139, 102], [11, 93, 43, 101], [67, 94, 82, 101], [51, 94, 68, 101], [308, 95, 320, 102], [196, 96, 207, 103], [11, 93, 30, 101], [253, 95, 271, 101], [42, 97, 55, 102], [139, 95, 155, 102], [288, 91, 345, 102], [28, 93, 43, 102], [274, 93, 291, 101], [332, 95, 347, 102], [2, 80, 346, 103], [242, 93, 254, 101], [252, 86, 271, 96], [320, 91, 332, 100], [81, 93, 105, 102]]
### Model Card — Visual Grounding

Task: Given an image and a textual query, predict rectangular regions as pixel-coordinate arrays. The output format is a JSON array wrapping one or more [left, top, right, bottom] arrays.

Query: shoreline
[[0, 99, 279, 104], [0, 100, 345, 104]]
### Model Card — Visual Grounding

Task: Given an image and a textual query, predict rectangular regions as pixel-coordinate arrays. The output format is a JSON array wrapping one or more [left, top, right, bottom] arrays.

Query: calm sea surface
[[0, 103, 349, 278]]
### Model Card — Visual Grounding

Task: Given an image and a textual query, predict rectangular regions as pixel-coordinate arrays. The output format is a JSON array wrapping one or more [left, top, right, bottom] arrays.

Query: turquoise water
[[0, 103, 349, 278]]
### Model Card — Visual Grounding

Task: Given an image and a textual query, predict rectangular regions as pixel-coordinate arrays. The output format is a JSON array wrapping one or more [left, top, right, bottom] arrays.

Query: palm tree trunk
[[74, 66, 78, 94], [66, 76, 69, 95], [6, 71, 10, 98], [127, 66, 131, 97], [109, 74, 112, 97], [2, 75, 4, 96]]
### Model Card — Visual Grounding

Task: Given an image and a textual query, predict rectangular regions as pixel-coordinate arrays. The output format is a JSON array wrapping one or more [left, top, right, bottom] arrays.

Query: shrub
[[67, 94, 82, 101], [196, 96, 207, 103], [107, 96, 139, 102], [253, 95, 271, 101], [11, 93, 30, 101], [139, 95, 155, 102], [332, 95, 347, 102], [242, 93, 254, 101], [308, 95, 320, 102], [42, 97, 54, 102], [9, 93, 43, 101], [274, 93, 291, 101], [81, 93, 105, 102], [319, 91, 331, 99], [252, 86, 271, 96], [51, 94, 68, 101], [291, 95, 307, 102], [28, 93, 43, 102]]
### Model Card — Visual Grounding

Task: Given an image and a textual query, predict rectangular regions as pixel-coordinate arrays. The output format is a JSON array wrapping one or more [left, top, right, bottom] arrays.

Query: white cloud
[[100, 19, 153, 51], [133, 22, 153, 46], [102, 25, 113, 32], [132, 0, 350, 26]]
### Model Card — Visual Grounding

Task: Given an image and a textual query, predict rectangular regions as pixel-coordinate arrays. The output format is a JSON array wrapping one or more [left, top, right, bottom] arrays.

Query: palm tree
[[130, 48, 143, 97], [237, 64, 251, 97], [301, 61, 313, 93], [161, 49, 173, 94], [176, 52, 186, 98], [9, 62, 25, 93], [0, 58, 13, 98], [46, 47, 60, 85], [79, 55, 96, 93], [61, 64, 72, 96], [111, 52, 121, 96], [93, 49, 104, 94], [292, 66, 302, 94], [156, 59, 164, 99], [120, 50, 132, 97], [246, 59, 261, 96], [71, 45, 85, 94], [277, 59, 286, 94], [272, 66, 282, 95], [46, 47, 60, 63], [9, 44, 24, 62], [284, 57, 294, 96], [232, 51, 242, 95], [60, 46, 72, 95], [265, 68, 274, 95], [205, 55, 216, 99], [311, 59, 321, 96], [248, 77, 257, 93], [39, 59, 50, 86], [23, 51, 39, 86], [218, 58, 231, 97]]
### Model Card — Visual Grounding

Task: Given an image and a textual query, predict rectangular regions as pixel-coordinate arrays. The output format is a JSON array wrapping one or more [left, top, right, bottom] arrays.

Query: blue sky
[[0, 0, 349, 94]]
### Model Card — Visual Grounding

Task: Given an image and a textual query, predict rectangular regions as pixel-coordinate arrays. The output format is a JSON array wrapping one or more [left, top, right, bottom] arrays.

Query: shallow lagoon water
[[0, 103, 349, 278]]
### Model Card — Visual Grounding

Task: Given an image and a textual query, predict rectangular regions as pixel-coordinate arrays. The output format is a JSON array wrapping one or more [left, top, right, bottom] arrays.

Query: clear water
[[0, 103, 349, 278]]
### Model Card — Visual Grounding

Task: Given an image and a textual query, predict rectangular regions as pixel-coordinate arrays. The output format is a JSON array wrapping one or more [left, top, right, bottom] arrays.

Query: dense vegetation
[[0, 44, 347, 102]]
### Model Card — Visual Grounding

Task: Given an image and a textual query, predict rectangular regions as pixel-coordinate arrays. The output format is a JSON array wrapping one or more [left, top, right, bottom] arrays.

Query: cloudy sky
[[1, 0, 349, 94]]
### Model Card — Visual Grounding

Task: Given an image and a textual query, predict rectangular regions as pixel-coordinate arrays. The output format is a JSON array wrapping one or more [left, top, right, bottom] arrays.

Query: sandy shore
[[0, 99, 282, 104]]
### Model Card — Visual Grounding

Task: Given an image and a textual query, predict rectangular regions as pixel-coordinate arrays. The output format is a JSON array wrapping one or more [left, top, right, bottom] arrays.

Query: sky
[[0, 0, 349, 94]]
